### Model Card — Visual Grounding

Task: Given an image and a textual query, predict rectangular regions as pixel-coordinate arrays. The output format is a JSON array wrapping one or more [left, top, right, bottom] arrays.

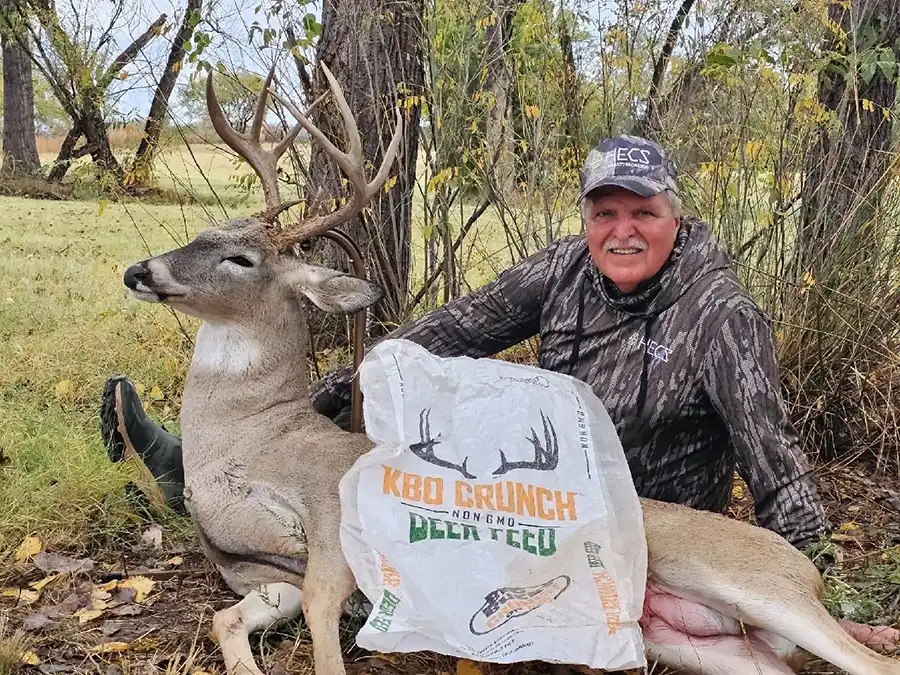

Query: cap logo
[[616, 147, 652, 166]]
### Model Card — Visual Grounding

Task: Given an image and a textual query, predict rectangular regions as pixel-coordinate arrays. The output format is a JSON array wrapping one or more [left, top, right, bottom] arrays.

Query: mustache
[[604, 237, 647, 251]]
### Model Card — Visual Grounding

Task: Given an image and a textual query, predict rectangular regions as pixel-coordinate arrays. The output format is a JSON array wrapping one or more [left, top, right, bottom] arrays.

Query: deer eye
[[224, 255, 254, 268]]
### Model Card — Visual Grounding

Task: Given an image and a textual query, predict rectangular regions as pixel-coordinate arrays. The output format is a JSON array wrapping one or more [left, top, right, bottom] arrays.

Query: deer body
[[122, 61, 899, 675]]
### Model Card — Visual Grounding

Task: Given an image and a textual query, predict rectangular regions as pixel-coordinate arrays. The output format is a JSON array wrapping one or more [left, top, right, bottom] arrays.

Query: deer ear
[[287, 262, 383, 314]]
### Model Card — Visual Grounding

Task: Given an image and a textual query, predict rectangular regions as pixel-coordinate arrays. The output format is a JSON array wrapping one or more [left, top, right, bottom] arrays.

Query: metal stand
[[317, 230, 366, 434]]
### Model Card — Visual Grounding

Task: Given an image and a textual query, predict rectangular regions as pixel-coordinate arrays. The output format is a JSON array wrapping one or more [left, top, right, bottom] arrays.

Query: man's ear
[[286, 262, 384, 314]]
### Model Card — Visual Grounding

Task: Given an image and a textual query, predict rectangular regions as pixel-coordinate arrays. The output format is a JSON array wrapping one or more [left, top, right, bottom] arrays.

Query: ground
[[0, 143, 898, 675]]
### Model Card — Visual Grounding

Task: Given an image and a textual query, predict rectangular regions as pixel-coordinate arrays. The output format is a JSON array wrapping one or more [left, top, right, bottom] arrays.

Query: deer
[[120, 60, 900, 675]]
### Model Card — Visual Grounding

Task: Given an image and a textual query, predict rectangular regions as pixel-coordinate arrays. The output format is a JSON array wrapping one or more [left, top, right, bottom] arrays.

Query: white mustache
[[605, 238, 647, 251]]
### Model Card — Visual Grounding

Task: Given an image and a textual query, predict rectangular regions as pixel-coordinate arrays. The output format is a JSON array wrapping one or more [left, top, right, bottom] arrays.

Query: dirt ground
[[2, 461, 898, 675]]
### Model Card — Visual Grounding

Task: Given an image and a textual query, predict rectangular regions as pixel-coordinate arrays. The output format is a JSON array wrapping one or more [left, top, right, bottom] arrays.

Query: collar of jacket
[[587, 216, 733, 317]]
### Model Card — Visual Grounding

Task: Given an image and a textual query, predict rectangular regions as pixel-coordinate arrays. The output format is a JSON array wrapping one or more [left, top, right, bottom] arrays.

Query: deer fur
[[122, 61, 900, 675]]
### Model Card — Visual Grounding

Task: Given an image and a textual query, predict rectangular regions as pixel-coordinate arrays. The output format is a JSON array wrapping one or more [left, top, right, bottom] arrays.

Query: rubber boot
[[100, 375, 186, 515]]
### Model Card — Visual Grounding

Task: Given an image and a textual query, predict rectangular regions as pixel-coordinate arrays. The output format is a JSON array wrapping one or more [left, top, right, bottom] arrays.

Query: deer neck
[[180, 307, 313, 442]]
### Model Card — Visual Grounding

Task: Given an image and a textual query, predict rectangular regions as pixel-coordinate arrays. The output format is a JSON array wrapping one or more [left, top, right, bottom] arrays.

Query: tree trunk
[[0, 0, 40, 176], [799, 0, 900, 272], [305, 0, 424, 337], [132, 0, 202, 177], [482, 0, 520, 197]]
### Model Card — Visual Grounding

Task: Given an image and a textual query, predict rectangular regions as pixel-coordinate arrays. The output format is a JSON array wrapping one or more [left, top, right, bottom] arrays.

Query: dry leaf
[[456, 659, 484, 675], [14, 535, 43, 564], [33, 552, 94, 574], [22, 612, 53, 631], [162, 556, 183, 567], [120, 576, 154, 603], [96, 580, 120, 592], [54, 380, 74, 400], [141, 524, 163, 549], [149, 385, 164, 401], [1, 587, 40, 605], [86, 642, 130, 654], [110, 604, 142, 617], [74, 608, 105, 623], [30, 573, 62, 591], [20, 650, 41, 665]]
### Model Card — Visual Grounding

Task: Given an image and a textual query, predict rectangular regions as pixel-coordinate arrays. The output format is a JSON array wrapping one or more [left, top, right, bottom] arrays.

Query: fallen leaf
[[456, 659, 484, 675], [1, 587, 40, 605], [110, 604, 142, 617], [120, 576, 154, 603], [14, 535, 43, 564], [101, 620, 124, 637], [73, 608, 105, 623], [149, 385, 164, 401], [96, 580, 120, 592], [86, 642, 130, 654], [23, 612, 54, 631], [20, 650, 41, 665], [108, 587, 137, 607], [839, 521, 859, 532], [33, 552, 94, 574], [141, 524, 163, 549], [54, 379, 74, 400], [162, 556, 183, 567], [30, 573, 62, 591]]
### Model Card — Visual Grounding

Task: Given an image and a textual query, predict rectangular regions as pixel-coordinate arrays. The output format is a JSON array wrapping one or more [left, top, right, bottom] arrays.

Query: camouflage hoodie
[[310, 216, 828, 549]]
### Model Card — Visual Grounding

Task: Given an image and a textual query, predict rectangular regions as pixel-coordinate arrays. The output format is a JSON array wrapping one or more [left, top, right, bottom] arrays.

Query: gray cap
[[579, 135, 679, 202]]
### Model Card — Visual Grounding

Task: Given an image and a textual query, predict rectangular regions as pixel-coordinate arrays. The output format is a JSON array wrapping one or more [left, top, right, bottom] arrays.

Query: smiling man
[[102, 135, 828, 551]]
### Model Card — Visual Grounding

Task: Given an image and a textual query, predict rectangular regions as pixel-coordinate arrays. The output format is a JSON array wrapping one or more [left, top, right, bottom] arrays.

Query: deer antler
[[206, 64, 304, 214], [266, 61, 404, 247]]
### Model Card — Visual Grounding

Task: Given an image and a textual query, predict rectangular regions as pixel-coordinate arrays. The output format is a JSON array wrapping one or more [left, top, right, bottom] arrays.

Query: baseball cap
[[578, 135, 679, 202]]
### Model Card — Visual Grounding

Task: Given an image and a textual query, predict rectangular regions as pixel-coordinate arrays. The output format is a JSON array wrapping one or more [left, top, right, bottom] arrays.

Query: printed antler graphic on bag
[[492, 411, 559, 475], [409, 408, 476, 479]]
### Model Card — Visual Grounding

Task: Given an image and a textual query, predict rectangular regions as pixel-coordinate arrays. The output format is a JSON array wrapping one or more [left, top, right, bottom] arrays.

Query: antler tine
[[205, 63, 304, 214], [266, 61, 404, 247]]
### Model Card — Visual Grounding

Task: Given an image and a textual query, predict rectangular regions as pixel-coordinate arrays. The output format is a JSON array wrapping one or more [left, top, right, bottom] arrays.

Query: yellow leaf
[[14, 536, 42, 564], [121, 576, 155, 603], [20, 651, 40, 665], [1, 588, 40, 605], [163, 556, 184, 567], [382, 175, 399, 193], [861, 98, 874, 112], [172, 60, 183, 74], [731, 484, 745, 500], [839, 521, 859, 532], [74, 608, 105, 623], [98, 199, 108, 217], [133, 381, 146, 396], [54, 379, 74, 400], [149, 385, 164, 401], [456, 659, 484, 675], [87, 642, 130, 654], [524, 104, 541, 119], [30, 573, 61, 591], [96, 580, 120, 592]]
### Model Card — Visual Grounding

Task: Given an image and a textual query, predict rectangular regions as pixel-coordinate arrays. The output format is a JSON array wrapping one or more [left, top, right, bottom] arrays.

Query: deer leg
[[212, 582, 302, 675], [301, 544, 357, 675]]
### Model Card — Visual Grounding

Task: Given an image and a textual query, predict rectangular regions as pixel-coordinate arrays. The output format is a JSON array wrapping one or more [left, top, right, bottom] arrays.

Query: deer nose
[[123, 263, 150, 290]]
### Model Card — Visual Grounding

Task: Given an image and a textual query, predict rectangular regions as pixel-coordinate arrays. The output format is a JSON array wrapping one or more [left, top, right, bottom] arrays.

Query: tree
[[799, 0, 900, 271], [301, 0, 425, 335], [0, 0, 40, 175], [179, 67, 264, 133]]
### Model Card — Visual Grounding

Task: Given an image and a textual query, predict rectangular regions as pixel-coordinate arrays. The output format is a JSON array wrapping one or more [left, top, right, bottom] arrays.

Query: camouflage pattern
[[309, 217, 828, 550], [579, 135, 680, 201]]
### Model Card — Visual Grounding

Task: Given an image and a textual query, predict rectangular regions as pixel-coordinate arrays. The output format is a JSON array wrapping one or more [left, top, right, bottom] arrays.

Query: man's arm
[[309, 240, 559, 418], [700, 306, 829, 550]]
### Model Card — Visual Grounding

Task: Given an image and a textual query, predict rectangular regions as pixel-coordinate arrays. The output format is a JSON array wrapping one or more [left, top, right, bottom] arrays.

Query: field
[[0, 142, 898, 675]]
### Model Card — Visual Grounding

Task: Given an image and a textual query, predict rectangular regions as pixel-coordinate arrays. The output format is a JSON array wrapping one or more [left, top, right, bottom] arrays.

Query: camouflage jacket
[[310, 217, 828, 549]]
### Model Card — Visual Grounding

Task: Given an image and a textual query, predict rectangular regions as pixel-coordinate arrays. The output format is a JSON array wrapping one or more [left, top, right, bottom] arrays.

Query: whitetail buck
[[122, 61, 900, 675]]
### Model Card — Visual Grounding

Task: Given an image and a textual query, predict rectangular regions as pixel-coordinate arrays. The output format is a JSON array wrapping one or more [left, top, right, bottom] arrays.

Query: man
[[102, 134, 828, 550]]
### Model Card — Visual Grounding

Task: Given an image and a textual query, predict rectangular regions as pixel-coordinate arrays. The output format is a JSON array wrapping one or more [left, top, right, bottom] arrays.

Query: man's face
[[583, 186, 680, 293]]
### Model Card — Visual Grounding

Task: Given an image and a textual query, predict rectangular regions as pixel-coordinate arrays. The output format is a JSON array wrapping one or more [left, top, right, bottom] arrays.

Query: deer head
[[122, 62, 402, 327]]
